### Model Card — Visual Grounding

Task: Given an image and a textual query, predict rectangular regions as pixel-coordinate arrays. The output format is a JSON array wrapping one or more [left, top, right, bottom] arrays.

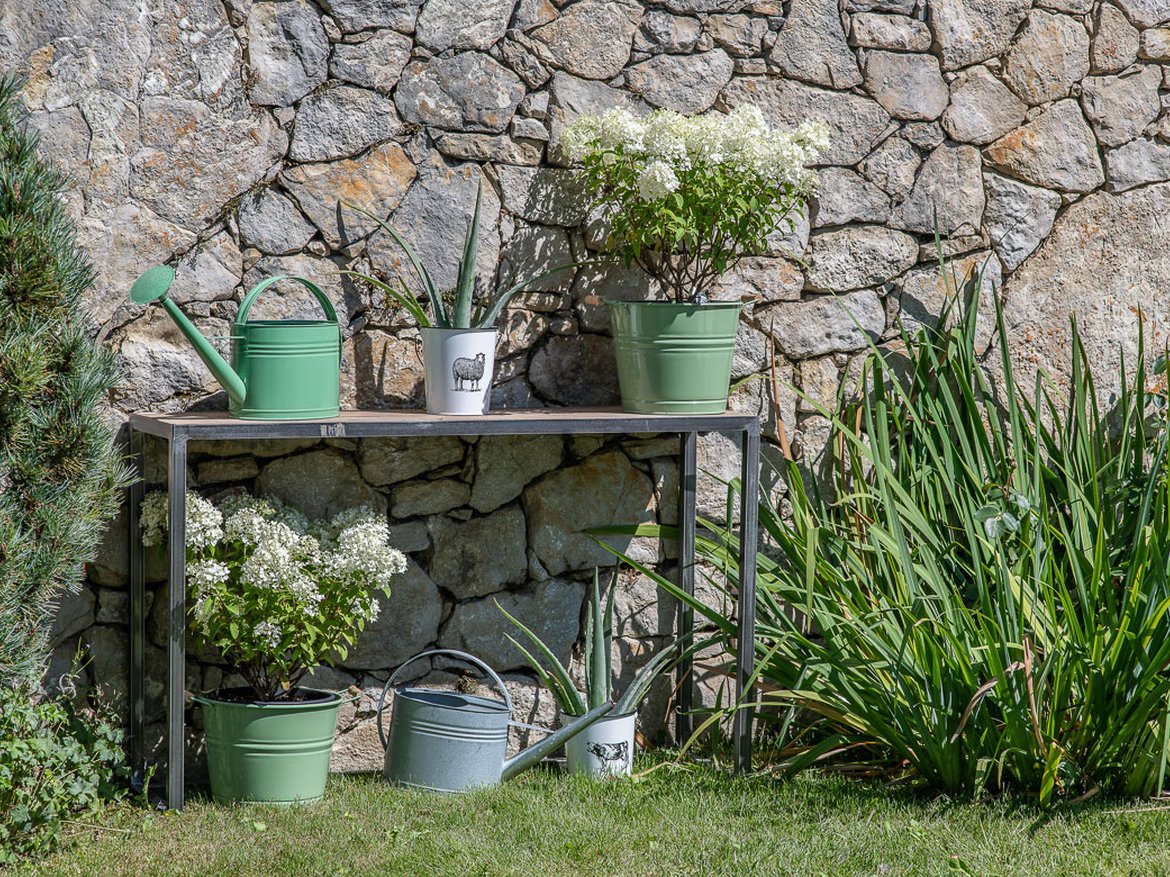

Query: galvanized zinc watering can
[[129, 266, 341, 420], [377, 649, 612, 793]]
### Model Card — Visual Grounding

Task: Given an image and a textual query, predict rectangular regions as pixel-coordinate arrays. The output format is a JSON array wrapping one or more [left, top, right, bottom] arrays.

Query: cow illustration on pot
[[586, 740, 630, 770]]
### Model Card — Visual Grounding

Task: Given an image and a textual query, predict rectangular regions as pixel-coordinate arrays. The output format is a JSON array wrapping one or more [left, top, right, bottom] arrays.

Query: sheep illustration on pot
[[452, 353, 486, 392], [341, 183, 581, 415]]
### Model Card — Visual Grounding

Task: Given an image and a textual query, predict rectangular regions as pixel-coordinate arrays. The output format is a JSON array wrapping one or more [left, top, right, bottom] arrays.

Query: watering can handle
[[235, 275, 340, 327], [375, 649, 514, 751]]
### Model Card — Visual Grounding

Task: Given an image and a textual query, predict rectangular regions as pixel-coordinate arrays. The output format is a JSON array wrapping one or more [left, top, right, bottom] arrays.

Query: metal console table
[[127, 408, 760, 809]]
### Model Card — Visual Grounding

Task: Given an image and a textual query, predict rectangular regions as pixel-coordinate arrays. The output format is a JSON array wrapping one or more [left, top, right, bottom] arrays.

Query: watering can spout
[[130, 266, 248, 407], [500, 701, 613, 782]]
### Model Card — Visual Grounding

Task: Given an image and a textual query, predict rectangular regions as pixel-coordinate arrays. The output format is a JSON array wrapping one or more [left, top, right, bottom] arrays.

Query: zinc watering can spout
[[130, 266, 248, 407], [500, 700, 613, 782]]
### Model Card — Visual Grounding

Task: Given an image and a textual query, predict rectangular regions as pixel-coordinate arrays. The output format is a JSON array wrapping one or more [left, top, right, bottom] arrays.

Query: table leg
[[675, 431, 698, 743], [734, 423, 760, 774], [166, 435, 188, 811], [128, 430, 145, 789]]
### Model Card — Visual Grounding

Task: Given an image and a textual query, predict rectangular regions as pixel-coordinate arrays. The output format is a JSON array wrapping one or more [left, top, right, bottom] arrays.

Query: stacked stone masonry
[[6, 0, 1169, 770]]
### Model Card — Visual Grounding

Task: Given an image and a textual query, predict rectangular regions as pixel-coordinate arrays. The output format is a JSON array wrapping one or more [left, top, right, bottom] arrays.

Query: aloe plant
[[344, 185, 580, 330], [499, 568, 685, 717]]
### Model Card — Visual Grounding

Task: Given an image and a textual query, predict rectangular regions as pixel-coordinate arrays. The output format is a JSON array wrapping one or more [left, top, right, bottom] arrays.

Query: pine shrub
[[0, 75, 127, 687]]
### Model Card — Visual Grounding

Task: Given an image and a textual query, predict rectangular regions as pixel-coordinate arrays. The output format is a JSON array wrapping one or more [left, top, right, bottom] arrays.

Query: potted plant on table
[[499, 568, 686, 777], [563, 105, 829, 414], [345, 186, 579, 415], [140, 491, 407, 804]]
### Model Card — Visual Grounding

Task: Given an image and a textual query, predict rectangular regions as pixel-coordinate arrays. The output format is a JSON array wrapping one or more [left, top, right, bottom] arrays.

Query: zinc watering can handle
[[235, 275, 340, 327], [375, 649, 514, 751]]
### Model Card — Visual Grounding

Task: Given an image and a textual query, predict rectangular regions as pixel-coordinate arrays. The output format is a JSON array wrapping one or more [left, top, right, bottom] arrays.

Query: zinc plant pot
[[196, 688, 341, 805], [564, 711, 636, 777], [607, 300, 742, 415], [421, 327, 496, 415]]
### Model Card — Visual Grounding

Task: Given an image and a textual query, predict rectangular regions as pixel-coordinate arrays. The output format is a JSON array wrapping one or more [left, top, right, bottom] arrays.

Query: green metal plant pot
[[196, 688, 341, 805], [607, 300, 742, 415]]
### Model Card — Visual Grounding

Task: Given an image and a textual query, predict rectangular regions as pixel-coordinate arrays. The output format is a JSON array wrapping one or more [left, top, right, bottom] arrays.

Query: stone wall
[[7, 0, 1170, 770]]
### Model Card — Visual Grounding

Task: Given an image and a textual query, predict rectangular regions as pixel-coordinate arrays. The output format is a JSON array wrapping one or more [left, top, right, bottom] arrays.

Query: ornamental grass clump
[[562, 104, 828, 303], [141, 492, 406, 701], [614, 258, 1170, 805]]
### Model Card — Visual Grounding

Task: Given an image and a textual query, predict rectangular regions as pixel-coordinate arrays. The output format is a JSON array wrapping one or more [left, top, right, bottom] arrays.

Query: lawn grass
[[19, 762, 1170, 877]]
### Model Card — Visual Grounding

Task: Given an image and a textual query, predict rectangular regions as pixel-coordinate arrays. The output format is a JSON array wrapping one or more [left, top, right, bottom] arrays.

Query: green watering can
[[130, 266, 341, 420]]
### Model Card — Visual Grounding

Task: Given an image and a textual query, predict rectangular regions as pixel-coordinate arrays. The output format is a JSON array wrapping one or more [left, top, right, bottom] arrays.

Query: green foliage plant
[[499, 568, 685, 716], [140, 491, 407, 701], [0, 75, 127, 686], [561, 105, 828, 304], [608, 257, 1170, 805], [0, 680, 126, 864], [343, 184, 580, 329]]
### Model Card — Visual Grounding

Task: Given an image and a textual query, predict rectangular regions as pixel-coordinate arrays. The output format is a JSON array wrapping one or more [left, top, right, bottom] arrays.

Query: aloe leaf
[[473, 261, 587, 329], [613, 632, 714, 716], [452, 184, 482, 330], [339, 271, 431, 328], [498, 601, 586, 715], [505, 635, 583, 716], [604, 569, 616, 704], [341, 200, 448, 328], [586, 568, 609, 709]]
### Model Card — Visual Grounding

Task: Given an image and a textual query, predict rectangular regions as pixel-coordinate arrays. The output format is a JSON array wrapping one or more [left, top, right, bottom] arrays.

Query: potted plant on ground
[[499, 568, 685, 777], [563, 105, 829, 414], [345, 186, 579, 415], [140, 491, 407, 804]]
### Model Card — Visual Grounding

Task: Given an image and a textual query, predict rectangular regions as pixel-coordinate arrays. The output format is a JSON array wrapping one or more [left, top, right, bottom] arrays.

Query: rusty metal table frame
[[127, 408, 760, 810]]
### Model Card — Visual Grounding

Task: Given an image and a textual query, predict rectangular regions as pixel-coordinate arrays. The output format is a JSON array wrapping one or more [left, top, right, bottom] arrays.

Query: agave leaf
[[452, 184, 482, 329], [340, 271, 431, 328], [341, 200, 449, 327]]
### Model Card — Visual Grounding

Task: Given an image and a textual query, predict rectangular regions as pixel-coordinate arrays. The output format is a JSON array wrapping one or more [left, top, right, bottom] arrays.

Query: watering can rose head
[[561, 104, 829, 305], [141, 491, 406, 702]]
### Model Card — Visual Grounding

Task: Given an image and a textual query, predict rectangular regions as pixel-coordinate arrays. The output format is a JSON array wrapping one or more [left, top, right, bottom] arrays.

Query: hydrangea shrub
[[141, 492, 406, 701], [563, 104, 829, 303]]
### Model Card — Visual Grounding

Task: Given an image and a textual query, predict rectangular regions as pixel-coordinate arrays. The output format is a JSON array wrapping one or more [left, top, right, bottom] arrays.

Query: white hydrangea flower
[[186, 494, 224, 552], [642, 110, 689, 168], [187, 558, 230, 592], [325, 516, 407, 590], [288, 569, 323, 615], [140, 492, 169, 547], [564, 101, 829, 201], [267, 496, 309, 535], [253, 621, 282, 649], [238, 520, 302, 590], [637, 160, 681, 201], [597, 107, 645, 153], [561, 113, 605, 162], [224, 503, 273, 547], [293, 534, 321, 563]]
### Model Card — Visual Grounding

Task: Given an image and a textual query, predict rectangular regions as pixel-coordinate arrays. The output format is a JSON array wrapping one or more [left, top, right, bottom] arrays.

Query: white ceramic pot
[[420, 327, 496, 415], [564, 711, 636, 777]]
